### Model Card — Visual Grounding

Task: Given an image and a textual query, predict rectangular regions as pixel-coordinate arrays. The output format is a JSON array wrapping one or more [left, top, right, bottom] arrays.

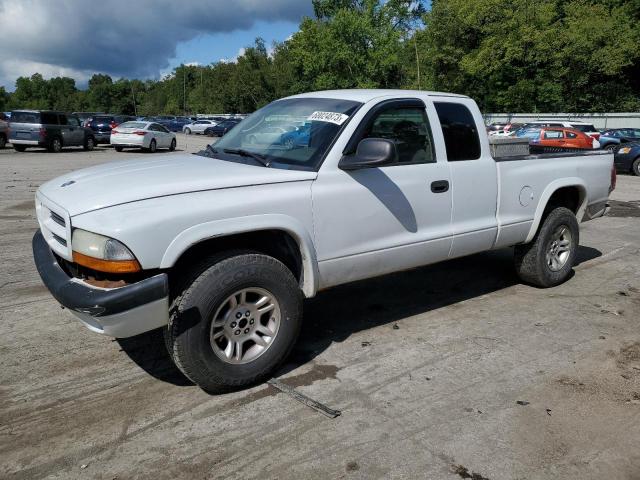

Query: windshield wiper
[[223, 148, 271, 167]]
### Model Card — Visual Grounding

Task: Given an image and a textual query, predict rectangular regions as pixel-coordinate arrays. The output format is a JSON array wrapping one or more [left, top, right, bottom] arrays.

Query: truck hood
[[38, 154, 317, 216]]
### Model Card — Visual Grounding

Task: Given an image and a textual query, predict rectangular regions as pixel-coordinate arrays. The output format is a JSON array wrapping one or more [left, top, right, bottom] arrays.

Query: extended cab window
[[362, 107, 435, 164], [434, 102, 481, 161]]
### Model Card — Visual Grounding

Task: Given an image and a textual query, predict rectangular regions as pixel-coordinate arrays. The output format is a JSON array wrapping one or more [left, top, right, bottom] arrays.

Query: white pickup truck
[[33, 89, 615, 392]]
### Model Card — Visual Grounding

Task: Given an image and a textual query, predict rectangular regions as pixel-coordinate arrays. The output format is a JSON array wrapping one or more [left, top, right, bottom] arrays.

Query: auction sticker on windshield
[[307, 111, 349, 125]]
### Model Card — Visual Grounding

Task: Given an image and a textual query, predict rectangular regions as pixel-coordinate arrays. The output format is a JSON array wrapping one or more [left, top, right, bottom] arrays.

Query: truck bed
[[492, 149, 613, 249]]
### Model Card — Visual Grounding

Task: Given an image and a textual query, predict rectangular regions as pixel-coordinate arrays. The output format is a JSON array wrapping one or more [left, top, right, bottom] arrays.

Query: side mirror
[[339, 138, 397, 171]]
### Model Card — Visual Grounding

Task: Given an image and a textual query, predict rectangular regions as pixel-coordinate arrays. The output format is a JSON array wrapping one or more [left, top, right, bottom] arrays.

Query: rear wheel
[[0, 134, 6, 149], [169, 138, 176, 151], [114, 146, 123, 152], [48, 136, 62, 153], [164, 252, 302, 393], [184, 128, 191, 135], [83, 136, 95, 151], [13, 145, 26, 152], [632, 158, 640, 176], [514, 207, 579, 288]]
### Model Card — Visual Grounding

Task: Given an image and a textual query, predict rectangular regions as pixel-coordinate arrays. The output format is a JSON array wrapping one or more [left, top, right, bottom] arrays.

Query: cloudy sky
[[0, 0, 313, 90]]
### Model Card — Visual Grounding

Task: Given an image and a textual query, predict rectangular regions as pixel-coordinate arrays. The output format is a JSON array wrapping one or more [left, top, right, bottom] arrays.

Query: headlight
[[618, 147, 631, 154], [71, 229, 141, 273]]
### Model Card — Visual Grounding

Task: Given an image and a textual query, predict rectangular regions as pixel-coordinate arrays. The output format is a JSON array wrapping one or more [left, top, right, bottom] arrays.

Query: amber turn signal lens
[[72, 251, 141, 273]]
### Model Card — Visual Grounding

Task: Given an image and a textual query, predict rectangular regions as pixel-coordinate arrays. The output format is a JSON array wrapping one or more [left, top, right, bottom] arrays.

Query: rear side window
[[41, 112, 59, 125], [434, 102, 481, 161], [566, 131, 577, 139], [543, 130, 563, 139], [10, 111, 40, 123]]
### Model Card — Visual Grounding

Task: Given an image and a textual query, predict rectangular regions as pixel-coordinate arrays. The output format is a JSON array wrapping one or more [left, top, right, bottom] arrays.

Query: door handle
[[431, 180, 449, 193]]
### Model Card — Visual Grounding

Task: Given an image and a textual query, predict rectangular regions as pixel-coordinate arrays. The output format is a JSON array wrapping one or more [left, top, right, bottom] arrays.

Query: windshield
[[205, 97, 362, 170]]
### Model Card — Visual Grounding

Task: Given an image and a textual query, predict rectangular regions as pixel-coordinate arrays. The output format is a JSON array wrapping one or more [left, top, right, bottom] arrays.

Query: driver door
[[312, 98, 453, 289]]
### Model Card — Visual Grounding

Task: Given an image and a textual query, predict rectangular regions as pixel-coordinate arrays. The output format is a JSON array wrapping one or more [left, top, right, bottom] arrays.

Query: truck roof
[[286, 89, 469, 103]]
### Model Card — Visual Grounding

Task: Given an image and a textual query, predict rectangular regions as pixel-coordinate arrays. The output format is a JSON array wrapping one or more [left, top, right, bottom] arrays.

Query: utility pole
[[183, 67, 186, 116], [131, 85, 137, 117], [414, 35, 421, 89]]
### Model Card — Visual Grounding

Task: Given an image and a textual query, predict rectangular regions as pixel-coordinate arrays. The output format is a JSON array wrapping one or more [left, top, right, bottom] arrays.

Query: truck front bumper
[[32, 230, 169, 338]]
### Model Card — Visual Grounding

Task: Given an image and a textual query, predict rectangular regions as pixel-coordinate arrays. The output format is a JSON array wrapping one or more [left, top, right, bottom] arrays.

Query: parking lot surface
[[1, 139, 639, 479]]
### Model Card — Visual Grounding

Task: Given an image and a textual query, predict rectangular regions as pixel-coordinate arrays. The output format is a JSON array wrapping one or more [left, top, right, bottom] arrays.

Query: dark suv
[[87, 115, 136, 144], [9, 111, 97, 153]]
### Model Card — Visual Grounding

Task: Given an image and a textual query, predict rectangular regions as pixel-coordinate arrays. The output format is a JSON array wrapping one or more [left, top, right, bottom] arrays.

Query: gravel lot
[[1, 138, 639, 480]]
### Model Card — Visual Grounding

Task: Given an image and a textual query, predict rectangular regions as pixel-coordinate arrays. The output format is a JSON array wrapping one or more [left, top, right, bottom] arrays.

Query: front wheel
[[83, 136, 95, 151], [13, 145, 27, 152], [114, 146, 123, 152], [632, 158, 640, 176], [514, 207, 579, 287], [169, 138, 176, 151], [184, 128, 191, 135], [165, 253, 302, 393], [146, 139, 157, 153], [0, 134, 6, 149]]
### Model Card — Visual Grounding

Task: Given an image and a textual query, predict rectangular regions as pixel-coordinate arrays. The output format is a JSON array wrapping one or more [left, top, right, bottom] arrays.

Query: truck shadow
[[117, 245, 602, 388]]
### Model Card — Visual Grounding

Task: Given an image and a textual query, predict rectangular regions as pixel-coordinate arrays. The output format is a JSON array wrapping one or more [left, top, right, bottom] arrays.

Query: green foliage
[[3, 0, 639, 114], [415, 0, 640, 112]]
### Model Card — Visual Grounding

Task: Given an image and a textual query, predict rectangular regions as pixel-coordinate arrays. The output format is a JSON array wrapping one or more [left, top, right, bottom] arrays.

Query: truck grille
[[50, 210, 66, 227], [36, 193, 72, 260]]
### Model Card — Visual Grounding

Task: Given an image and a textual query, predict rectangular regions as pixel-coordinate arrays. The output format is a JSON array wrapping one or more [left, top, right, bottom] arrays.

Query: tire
[[165, 252, 303, 393], [147, 139, 157, 153], [514, 207, 579, 288], [184, 128, 191, 135], [605, 144, 617, 152], [83, 136, 95, 151], [48, 136, 62, 153], [632, 158, 640, 176], [114, 146, 123, 152], [13, 145, 27, 152], [248, 135, 257, 144], [0, 134, 6, 149], [169, 138, 176, 151]]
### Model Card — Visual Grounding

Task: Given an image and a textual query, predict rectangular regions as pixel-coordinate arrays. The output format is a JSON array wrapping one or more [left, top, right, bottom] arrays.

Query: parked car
[[204, 119, 240, 137], [598, 128, 640, 151], [516, 127, 599, 150], [9, 110, 96, 152], [0, 118, 7, 148], [245, 125, 292, 145], [279, 122, 312, 149], [164, 117, 192, 132], [32, 89, 615, 393], [110, 121, 176, 153], [73, 112, 104, 127], [87, 115, 136, 144], [613, 143, 640, 176], [183, 119, 218, 135], [523, 121, 600, 141]]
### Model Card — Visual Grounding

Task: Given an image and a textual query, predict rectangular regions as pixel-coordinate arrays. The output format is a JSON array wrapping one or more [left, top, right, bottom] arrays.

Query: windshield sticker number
[[307, 111, 349, 125]]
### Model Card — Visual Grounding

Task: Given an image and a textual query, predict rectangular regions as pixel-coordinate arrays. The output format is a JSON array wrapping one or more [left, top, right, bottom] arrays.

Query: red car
[[516, 127, 598, 150]]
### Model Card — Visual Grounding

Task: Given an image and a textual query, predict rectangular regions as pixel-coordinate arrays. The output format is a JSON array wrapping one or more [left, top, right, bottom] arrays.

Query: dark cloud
[[0, 0, 313, 88]]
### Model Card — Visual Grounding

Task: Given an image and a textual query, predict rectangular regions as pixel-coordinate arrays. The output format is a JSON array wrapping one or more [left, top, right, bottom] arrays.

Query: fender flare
[[160, 214, 320, 298], [524, 177, 587, 243]]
